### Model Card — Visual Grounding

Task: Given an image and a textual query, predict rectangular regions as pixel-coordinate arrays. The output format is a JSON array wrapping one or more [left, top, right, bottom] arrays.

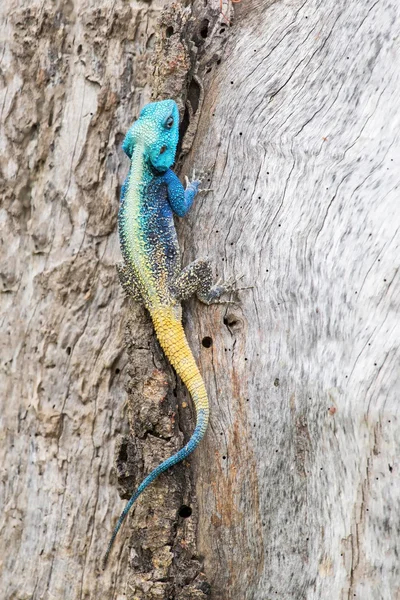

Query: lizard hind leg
[[171, 259, 235, 305], [116, 262, 142, 302]]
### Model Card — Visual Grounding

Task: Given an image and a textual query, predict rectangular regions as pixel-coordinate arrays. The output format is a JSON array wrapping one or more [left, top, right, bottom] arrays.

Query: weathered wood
[[0, 1, 166, 598], [1, 0, 399, 598], [185, 0, 400, 597], [0, 1, 230, 598]]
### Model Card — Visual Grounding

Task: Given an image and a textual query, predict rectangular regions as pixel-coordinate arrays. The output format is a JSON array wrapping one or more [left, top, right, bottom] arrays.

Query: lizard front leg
[[171, 259, 236, 305], [116, 262, 142, 302]]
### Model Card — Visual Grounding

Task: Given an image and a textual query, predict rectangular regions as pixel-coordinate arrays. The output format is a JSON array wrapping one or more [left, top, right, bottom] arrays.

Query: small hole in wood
[[66, 347, 71, 355], [202, 336, 213, 348], [179, 505, 192, 518], [166, 26, 174, 38], [223, 316, 238, 328]]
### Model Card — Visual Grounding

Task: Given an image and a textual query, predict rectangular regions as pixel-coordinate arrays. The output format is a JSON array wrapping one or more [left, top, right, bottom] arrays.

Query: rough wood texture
[[0, 1, 169, 598], [1, 0, 399, 599], [184, 1, 400, 598]]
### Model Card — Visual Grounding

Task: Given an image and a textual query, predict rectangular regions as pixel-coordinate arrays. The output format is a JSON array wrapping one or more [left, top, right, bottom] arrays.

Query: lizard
[[103, 99, 234, 567]]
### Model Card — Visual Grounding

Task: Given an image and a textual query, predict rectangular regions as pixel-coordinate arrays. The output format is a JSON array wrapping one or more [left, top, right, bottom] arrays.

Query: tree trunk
[[1, 0, 399, 599]]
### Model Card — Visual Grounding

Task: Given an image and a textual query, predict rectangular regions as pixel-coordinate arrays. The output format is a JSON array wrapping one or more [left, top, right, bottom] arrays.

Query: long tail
[[103, 306, 209, 568]]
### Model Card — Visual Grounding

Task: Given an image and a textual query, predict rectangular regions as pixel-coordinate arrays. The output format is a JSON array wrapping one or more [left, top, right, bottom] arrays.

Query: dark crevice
[[200, 19, 209, 39], [119, 442, 128, 463], [177, 104, 190, 158], [187, 77, 201, 116]]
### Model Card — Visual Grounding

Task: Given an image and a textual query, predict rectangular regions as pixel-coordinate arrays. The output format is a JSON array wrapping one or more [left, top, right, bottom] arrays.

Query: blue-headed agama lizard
[[103, 99, 235, 567]]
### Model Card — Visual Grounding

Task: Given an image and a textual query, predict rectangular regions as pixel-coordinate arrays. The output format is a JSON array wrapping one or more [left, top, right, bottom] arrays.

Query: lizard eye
[[165, 115, 174, 129]]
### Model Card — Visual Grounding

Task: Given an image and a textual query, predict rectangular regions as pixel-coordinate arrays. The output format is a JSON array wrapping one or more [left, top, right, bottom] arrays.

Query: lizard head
[[122, 99, 180, 173]]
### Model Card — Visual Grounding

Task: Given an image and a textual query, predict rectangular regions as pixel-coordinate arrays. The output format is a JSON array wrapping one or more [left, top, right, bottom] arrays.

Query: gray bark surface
[[1, 0, 399, 599]]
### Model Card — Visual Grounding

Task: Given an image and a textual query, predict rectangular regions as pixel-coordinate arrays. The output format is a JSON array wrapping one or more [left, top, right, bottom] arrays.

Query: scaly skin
[[103, 100, 231, 568]]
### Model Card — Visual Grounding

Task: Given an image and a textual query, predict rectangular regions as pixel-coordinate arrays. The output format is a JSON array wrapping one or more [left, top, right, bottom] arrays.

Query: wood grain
[[0, 1, 165, 598], [1, 0, 399, 598], [182, 0, 400, 597]]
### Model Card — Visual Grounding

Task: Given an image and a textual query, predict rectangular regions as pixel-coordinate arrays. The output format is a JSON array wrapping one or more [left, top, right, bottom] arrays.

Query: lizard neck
[[127, 145, 154, 191]]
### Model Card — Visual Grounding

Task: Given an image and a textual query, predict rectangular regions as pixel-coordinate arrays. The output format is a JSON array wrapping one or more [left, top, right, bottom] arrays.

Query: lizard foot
[[185, 170, 213, 194], [200, 274, 252, 305]]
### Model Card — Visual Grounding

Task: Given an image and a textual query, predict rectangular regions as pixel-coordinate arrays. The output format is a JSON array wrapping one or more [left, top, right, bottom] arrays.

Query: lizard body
[[104, 99, 231, 567]]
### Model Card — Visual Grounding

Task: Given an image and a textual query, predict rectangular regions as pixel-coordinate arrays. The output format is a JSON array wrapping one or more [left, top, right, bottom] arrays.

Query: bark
[[1, 0, 399, 599]]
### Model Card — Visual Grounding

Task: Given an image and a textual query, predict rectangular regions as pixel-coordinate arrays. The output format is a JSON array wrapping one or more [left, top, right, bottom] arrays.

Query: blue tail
[[102, 410, 207, 568]]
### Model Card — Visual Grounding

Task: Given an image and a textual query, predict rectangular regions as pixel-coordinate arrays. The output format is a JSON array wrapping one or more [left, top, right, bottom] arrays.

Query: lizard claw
[[185, 169, 202, 193], [185, 168, 212, 193], [234, 273, 254, 291], [222, 274, 253, 295]]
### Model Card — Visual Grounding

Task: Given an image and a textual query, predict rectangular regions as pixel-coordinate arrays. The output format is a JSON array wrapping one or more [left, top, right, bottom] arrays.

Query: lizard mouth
[[159, 145, 167, 154]]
